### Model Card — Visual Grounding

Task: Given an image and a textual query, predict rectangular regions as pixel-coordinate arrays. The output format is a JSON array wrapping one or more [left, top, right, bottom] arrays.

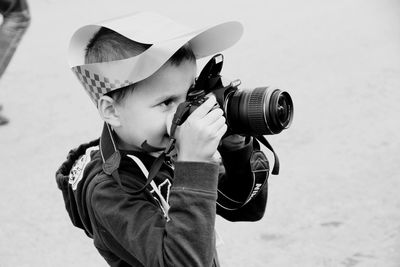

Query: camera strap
[[216, 137, 271, 210], [99, 123, 169, 195], [254, 135, 280, 175], [100, 101, 192, 195]]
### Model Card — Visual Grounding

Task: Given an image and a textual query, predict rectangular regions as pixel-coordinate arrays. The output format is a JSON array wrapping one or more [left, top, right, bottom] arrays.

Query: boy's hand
[[175, 95, 227, 162]]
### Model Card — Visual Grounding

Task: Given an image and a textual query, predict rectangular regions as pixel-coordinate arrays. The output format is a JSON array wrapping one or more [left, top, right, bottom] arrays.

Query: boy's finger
[[188, 94, 217, 120], [201, 107, 224, 125], [209, 116, 226, 134], [215, 123, 228, 139]]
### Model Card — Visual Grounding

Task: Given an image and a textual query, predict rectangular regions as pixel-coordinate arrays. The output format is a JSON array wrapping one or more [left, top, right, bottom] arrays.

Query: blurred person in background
[[0, 0, 30, 125]]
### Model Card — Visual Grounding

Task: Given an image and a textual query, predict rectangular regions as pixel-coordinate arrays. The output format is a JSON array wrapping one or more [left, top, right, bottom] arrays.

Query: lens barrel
[[225, 87, 293, 135]]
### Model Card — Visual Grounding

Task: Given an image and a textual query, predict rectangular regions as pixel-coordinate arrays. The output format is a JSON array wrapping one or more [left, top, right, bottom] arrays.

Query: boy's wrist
[[177, 154, 219, 163], [177, 155, 211, 163], [177, 149, 221, 163]]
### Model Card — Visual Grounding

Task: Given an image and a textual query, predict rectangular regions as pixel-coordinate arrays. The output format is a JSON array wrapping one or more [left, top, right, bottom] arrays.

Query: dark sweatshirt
[[56, 137, 268, 267]]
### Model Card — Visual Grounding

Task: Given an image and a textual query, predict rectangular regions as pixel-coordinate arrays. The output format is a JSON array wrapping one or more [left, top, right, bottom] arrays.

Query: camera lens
[[225, 87, 293, 135], [277, 94, 289, 123], [269, 90, 293, 130]]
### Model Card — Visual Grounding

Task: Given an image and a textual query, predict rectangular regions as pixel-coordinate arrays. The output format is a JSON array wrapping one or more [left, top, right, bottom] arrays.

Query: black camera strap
[[100, 123, 124, 191], [100, 101, 192, 195], [216, 137, 273, 210], [255, 135, 280, 175], [100, 123, 168, 195]]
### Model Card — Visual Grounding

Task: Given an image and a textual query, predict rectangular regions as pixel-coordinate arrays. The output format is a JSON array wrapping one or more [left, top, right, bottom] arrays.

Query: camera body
[[184, 54, 294, 136]]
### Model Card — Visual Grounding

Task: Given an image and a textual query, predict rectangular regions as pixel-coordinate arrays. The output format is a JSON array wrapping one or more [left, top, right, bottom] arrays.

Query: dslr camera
[[181, 54, 294, 136]]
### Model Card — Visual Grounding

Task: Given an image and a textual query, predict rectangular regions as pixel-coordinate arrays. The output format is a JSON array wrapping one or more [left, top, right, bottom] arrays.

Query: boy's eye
[[158, 97, 177, 109], [161, 98, 174, 106], [156, 95, 185, 109]]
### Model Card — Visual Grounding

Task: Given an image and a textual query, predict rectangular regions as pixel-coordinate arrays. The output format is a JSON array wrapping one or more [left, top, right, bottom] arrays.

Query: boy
[[56, 12, 269, 267]]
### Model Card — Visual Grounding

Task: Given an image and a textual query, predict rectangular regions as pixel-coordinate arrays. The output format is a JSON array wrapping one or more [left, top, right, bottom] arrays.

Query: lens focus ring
[[247, 87, 269, 134]]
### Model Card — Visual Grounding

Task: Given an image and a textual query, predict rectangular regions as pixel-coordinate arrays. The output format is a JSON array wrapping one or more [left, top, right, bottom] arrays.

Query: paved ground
[[0, 0, 399, 266]]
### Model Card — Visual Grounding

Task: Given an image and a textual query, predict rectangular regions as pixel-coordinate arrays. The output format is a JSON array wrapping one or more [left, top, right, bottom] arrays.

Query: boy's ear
[[98, 96, 121, 127]]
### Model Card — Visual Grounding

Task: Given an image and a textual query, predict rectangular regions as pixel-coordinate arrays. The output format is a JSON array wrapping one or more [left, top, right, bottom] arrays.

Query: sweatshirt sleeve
[[216, 137, 269, 221], [89, 161, 219, 267]]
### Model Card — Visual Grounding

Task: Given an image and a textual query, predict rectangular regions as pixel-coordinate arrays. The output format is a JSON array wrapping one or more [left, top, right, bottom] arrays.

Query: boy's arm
[[89, 161, 219, 267], [216, 135, 269, 221]]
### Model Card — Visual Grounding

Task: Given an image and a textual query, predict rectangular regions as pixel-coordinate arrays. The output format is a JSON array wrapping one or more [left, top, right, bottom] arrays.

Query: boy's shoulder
[[56, 139, 101, 191], [57, 140, 152, 195], [55, 139, 102, 236], [55, 139, 153, 235]]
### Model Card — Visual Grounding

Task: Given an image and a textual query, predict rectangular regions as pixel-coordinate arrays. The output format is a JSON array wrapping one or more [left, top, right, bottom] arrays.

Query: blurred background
[[0, 0, 399, 266]]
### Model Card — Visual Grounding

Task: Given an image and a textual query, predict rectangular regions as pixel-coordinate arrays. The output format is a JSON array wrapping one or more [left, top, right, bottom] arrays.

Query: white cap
[[68, 11, 243, 106]]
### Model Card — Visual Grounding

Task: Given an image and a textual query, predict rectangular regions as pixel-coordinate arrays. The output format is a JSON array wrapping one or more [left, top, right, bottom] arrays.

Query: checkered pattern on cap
[[72, 66, 133, 106]]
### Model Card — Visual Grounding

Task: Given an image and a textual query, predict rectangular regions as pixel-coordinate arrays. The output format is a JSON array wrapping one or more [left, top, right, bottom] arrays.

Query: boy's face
[[114, 60, 197, 153]]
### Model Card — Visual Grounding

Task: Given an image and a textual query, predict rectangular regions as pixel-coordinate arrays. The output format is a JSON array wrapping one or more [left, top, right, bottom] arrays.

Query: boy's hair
[[85, 27, 196, 104]]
